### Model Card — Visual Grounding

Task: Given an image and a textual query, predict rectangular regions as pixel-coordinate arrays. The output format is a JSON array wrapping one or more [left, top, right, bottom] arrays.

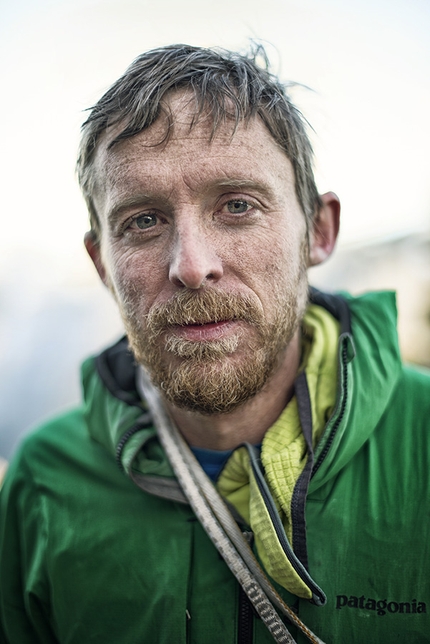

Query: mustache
[[145, 289, 264, 334]]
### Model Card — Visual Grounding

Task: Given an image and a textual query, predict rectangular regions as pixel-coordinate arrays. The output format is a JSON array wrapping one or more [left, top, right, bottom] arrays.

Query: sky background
[[0, 0, 429, 457], [1, 0, 429, 276]]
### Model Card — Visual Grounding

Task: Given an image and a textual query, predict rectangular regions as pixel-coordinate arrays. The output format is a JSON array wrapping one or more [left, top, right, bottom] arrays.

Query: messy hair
[[77, 43, 321, 238]]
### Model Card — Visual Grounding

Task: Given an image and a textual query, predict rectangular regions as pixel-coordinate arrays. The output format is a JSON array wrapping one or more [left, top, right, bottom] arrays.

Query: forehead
[[92, 92, 297, 206]]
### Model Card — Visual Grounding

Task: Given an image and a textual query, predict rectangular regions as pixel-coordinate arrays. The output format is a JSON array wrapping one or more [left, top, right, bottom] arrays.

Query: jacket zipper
[[238, 586, 254, 644], [246, 445, 326, 605], [238, 531, 254, 644], [312, 337, 349, 477], [115, 413, 152, 470]]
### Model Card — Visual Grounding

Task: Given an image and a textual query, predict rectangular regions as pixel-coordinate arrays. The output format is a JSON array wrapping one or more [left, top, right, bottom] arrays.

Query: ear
[[84, 231, 109, 286], [308, 192, 340, 267]]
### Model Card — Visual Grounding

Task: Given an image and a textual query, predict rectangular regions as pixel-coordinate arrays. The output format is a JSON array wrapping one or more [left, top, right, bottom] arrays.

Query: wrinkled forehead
[[95, 93, 216, 161], [91, 89, 288, 192]]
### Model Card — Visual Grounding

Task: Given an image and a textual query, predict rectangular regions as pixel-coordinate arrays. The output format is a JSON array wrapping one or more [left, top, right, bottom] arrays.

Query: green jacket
[[1, 291, 429, 643]]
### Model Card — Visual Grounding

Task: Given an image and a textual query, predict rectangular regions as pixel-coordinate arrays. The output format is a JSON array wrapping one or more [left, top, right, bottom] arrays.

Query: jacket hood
[[82, 290, 402, 488], [309, 290, 401, 492], [81, 339, 174, 479]]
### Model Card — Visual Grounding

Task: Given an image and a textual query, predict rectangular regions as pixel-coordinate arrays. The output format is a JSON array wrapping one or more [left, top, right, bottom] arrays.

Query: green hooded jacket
[[1, 290, 429, 643]]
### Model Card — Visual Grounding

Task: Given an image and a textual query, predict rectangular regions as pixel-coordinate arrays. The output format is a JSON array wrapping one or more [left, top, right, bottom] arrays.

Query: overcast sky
[[1, 0, 429, 283]]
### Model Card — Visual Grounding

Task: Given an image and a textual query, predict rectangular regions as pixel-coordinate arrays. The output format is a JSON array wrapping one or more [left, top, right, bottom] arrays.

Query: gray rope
[[137, 367, 325, 644]]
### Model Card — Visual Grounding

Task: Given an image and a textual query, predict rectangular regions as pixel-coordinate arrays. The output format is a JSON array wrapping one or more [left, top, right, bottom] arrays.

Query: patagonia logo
[[336, 595, 427, 616]]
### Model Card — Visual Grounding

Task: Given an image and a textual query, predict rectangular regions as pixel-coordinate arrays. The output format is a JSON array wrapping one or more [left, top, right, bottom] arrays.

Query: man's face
[[90, 93, 310, 414]]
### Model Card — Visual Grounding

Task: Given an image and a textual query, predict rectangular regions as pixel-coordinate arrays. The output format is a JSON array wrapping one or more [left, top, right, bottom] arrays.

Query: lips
[[171, 319, 239, 341], [145, 289, 263, 345]]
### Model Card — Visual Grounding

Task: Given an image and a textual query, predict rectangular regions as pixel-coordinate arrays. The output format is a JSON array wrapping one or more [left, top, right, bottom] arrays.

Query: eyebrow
[[106, 178, 276, 225], [106, 193, 157, 226], [213, 178, 275, 199]]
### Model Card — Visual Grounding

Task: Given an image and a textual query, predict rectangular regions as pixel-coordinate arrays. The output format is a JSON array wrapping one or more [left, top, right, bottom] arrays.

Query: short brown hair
[[77, 43, 321, 238]]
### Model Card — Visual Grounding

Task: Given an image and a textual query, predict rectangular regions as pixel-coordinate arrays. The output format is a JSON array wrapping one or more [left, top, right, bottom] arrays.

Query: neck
[[164, 329, 301, 450]]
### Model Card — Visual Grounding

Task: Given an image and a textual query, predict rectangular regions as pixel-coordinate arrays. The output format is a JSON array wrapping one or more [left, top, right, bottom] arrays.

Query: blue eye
[[227, 200, 250, 214], [134, 213, 157, 229]]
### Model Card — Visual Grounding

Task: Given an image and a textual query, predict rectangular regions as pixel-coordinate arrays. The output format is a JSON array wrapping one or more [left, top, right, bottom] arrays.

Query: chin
[[141, 342, 275, 415]]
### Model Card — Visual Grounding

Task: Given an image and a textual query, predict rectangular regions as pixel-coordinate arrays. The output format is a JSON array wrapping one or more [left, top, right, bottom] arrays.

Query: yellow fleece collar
[[217, 304, 339, 598]]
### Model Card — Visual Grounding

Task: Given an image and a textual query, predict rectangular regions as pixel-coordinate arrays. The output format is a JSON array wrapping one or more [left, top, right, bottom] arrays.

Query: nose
[[169, 220, 223, 289]]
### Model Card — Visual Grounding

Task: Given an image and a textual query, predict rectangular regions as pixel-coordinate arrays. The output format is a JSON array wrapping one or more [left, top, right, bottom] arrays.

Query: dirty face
[[89, 94, 310, 414]]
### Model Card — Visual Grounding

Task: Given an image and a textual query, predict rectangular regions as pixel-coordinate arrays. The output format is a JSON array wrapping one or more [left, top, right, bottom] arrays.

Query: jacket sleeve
[[0, 449, 59, 644]]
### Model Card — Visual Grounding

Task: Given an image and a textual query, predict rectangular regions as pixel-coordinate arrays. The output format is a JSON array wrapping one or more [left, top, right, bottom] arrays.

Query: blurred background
[[1, 0, 429, 460]]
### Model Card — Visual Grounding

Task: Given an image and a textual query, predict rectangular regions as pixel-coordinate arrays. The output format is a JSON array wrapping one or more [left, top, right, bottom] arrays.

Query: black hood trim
[[309, 288, 352, 336], [95, 337, 141, 407]]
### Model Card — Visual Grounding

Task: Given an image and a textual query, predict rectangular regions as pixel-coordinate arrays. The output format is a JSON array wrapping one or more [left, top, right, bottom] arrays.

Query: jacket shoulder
[[13, 406, 87, 458], [394, 363, 430, 420], [2, 406, 95, 495]]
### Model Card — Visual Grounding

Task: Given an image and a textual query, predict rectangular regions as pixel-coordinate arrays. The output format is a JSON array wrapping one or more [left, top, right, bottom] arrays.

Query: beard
[[117, 265, 308, 415]]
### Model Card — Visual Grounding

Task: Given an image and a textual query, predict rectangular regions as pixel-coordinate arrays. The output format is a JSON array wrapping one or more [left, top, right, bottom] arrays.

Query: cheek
[[233, 230, 303, 284], [104, 244, 166, 309]]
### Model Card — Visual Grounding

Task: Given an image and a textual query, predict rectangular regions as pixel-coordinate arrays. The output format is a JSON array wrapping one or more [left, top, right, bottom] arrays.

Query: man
[[0, 44, 429, 644]]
